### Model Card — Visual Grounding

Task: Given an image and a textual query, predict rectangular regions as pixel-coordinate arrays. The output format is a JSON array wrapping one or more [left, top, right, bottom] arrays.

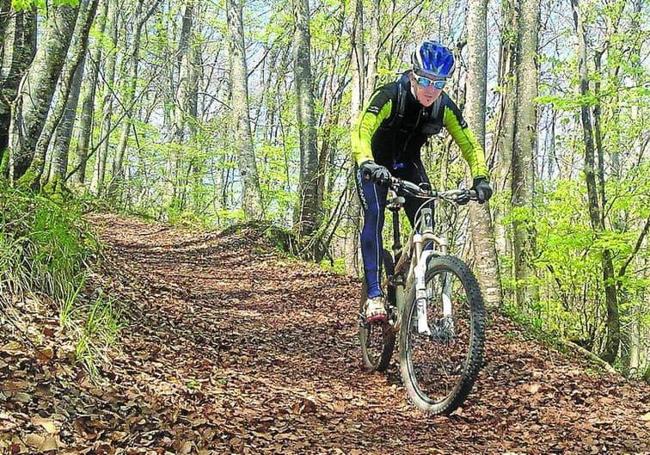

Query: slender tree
[[570, 0, 619, 364], [465, 0, 503, 307], [493, 0, 517, 257], [21, 0, 99, 189], [343, 0, 365, 274], [91, 0, 119, 195], [364, 0, 380, 95], [226, 0, 263, 218], [0, 0, 10, 44], [172, 0, 201, 209], [0, 7, 37, 168], [71, 0, 109, 186], [511, 0, 540, 307], [292, 0, 320, 238], [48, 56, 87, 190], [108, 0, 163, 198], [8, 3, 79, 180]]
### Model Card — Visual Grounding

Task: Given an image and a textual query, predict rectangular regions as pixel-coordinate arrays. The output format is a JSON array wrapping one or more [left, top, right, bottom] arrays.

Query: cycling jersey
[[352, 74, 489, 299], [351, 74, 489, 179]]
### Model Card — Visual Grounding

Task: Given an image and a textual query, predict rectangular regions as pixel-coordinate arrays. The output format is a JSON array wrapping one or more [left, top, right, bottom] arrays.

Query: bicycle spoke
[[358, 250, 397, 372], [406, 267, 473, 406]]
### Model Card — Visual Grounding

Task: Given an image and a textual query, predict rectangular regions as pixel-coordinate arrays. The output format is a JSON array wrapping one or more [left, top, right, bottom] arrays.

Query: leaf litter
[[0, 213, 648, 453]]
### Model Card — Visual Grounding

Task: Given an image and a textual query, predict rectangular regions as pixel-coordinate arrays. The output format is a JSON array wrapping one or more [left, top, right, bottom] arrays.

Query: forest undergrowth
[[0, 188, 122, 378]]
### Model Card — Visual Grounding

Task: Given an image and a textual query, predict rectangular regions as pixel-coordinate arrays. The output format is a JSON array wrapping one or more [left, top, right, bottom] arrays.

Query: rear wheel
[[399, 255, 485, 414], [359, 249, 396, 372]]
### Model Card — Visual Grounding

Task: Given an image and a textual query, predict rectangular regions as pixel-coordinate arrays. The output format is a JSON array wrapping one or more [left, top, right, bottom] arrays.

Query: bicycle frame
[[386, 189, 453, 335], [358, 177, 484, 414]]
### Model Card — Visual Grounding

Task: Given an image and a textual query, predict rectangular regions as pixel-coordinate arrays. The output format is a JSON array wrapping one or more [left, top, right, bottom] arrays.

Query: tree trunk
[[172, 0, 201, 211], [174, 0, 196, 143], [570, 0, 619, 364], [0, 0, 10, 49], [511, 0, 540, 307], [8, 3, 79, 181], [91, 0, 119, 196], [108, 0, 162, 199], [71, 0, 108, 186], [21, 0, 99, 189], [226, 0, 263, 218], [48, 55, 87, 190], [292, 0, 320, 239], [493, 0, 517, 259], [465, 0, 503, 307], [0, 8, 37, 171], [364, 0, 380, 94], [344, 0, 364, 275]]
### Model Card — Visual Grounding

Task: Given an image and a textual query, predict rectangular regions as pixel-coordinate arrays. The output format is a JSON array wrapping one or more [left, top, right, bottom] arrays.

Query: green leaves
[[12, 0, 79, 11]]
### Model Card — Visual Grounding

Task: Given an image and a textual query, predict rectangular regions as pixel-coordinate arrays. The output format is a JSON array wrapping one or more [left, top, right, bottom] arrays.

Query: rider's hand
[[472, 177, 493, 204], [360, 160, 391, 186]]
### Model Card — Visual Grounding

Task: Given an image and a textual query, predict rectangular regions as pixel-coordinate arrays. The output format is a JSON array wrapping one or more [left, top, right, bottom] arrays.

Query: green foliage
[[74, 292, 123, 377], [501, 301, 565, 351], [0, 187, 121, 376], [319, 257, 347, 275], [12, 0, 79, 10], [0, 187, 98, 299]]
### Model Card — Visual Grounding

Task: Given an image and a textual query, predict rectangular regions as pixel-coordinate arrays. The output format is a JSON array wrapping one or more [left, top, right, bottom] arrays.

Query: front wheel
[[399, 255, 486, 415]]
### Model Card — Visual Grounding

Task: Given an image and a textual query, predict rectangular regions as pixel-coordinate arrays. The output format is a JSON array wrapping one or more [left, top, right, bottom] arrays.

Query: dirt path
[[2, 213, 650, 453]]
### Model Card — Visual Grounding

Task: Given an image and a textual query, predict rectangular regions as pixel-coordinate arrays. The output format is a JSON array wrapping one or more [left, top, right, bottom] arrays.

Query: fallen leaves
[[36, 346, 54, 364], [524, 383, 541, 394], [2, 213, 649, 453], [31, 416, 59, 434], [291, 396, 318, 415], [23, 433, 61, 451], [1, 341, 23, 354]]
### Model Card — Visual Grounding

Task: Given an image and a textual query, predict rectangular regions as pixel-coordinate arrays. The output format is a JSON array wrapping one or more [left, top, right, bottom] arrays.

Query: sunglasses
[[416, 76, 446, 90]]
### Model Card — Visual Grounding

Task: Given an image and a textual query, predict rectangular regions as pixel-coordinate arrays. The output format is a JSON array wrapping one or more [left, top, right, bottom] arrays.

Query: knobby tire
[[399, 255, 486, 415], [359, 249, 396, 372]]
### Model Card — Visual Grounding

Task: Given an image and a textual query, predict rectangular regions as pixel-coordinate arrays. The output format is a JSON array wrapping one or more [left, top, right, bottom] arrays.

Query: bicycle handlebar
[[389, 177, 478, 202]]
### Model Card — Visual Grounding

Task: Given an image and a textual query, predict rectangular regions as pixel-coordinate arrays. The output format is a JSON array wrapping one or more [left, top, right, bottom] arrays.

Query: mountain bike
[[358, 177, 486, 415]]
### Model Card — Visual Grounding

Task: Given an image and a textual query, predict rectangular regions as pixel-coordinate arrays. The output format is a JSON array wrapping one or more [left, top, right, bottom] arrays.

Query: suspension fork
[[413, 207, 436, 335]]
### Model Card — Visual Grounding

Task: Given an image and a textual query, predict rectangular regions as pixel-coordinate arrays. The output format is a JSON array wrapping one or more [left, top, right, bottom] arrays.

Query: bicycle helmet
[[411, 41, 455, 78]]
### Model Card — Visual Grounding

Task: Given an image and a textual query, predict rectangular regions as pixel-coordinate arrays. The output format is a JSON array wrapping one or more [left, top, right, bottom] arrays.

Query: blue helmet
[[411, 41, 455, 78]]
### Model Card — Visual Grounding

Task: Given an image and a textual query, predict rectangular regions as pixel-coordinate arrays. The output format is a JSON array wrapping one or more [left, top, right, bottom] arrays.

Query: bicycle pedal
[[388, 313, 401, 332]]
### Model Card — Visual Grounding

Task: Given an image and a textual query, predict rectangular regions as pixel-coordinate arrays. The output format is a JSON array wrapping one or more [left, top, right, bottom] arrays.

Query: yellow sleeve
[[351, 91, 393, 165], [443, 102, 489, 179]]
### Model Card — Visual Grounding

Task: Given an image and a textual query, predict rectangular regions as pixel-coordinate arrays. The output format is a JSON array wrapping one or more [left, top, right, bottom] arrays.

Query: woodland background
[[0, 0, 649, 380]]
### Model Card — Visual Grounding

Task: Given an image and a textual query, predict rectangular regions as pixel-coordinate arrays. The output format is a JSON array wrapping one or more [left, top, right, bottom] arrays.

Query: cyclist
[[352, 40, 493, 323]]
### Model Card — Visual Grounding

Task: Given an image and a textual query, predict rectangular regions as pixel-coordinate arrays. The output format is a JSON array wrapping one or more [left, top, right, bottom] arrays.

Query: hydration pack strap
[[387, 74, 408, 129]]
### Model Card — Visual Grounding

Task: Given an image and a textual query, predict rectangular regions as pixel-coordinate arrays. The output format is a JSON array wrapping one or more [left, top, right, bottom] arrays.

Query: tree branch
[[618, 215, 650, 284]]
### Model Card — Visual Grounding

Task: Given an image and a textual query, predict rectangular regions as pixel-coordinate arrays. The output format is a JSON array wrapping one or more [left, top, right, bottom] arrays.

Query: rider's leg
[[356, 167, 388, 298], [396, 159, 434, 231]]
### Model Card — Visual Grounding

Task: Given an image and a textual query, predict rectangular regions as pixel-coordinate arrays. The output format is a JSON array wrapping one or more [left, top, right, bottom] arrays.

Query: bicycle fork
[[414, 248, 433, 335], [411, 216, 454, 337]]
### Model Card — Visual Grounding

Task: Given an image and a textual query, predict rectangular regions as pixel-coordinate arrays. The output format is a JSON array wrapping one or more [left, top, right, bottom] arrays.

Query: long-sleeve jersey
[[351, 75, 489, 179]]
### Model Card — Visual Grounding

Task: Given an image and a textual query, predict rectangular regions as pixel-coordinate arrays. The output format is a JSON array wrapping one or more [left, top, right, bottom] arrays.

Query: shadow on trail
[[83, 213, 650, 454]]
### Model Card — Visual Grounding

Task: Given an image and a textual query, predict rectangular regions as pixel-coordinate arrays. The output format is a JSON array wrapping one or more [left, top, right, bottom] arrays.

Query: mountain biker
[[351, 40, 493, 324]]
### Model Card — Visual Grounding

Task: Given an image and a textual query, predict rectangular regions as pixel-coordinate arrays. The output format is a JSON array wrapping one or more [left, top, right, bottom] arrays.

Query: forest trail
[[2, 213, 650, 453]]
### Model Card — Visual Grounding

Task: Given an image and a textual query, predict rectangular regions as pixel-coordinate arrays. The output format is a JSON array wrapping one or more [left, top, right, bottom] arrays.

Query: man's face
[[411, 72, 445, 107]]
